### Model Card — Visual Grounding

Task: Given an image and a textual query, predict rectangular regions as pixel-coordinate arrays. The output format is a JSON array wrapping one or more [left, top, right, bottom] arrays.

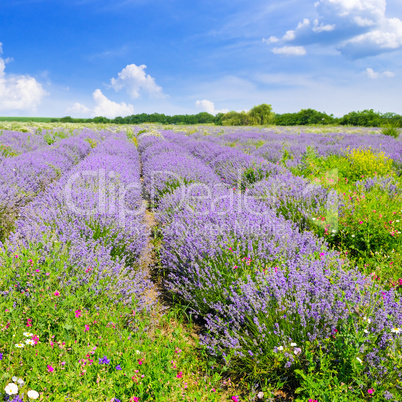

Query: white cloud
[[66, 102, 91, 116], [262, 36, 279, 44], [312, 19, 335, 32], [0, 42, 48, 112], [195, 99, 229, 115], [110, 64, 165, 99], [365, 67, 395, 79], [272, 46, 307, 56], [92, 89, 135, 118], [264, 0, 402, 58], [67, 90, 135, 119]]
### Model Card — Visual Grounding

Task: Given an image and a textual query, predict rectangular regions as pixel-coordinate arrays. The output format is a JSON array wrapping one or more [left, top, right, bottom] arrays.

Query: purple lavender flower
[[99, 356, 110, 365]]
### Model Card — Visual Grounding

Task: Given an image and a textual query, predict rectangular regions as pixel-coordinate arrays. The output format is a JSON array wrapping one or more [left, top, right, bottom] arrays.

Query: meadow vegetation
[[0, 123, 401, 401]]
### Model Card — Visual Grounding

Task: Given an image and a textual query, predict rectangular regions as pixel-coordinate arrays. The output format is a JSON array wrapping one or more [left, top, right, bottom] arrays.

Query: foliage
[[0, 243, 231, 401], [275, 109, 337, 126]]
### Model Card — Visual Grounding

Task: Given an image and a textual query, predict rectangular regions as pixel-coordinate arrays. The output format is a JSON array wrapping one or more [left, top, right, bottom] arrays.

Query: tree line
[[53, 104, 402, 127]]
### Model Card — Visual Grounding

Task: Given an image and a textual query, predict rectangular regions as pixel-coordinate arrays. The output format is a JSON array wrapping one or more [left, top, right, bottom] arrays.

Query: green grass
[[0, 240, 242, 401]]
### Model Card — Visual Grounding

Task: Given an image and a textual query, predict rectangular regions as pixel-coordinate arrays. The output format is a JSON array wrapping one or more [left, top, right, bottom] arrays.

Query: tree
[[248, 104, 275, 125]]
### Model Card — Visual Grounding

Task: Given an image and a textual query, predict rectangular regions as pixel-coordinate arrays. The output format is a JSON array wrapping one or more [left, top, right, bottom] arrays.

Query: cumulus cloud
[[272, 46, 307, 56], [264, 0, 402, 58], [365, 67, 395, 78], [93, 89, 135, 118], [66, 102, 91, 116], [110, 64, 165, 99], [195, 99, 229, 115], [0, 42, 48, 112], [67, 90, 135, 119]]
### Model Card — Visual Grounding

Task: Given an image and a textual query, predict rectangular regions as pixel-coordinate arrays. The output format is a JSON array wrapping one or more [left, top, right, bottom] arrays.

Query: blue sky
[[0, 0, 402, 118]]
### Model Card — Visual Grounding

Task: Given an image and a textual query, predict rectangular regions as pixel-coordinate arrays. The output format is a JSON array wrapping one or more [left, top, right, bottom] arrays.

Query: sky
[[0, 0, 402, 118]]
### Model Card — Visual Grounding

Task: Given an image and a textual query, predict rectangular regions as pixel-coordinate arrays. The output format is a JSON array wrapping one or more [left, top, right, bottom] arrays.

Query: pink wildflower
[[47, 365, 54, 373], [368, 389, 374, 395], [84, 325, 90, 332], [75, 310, 82, 318]]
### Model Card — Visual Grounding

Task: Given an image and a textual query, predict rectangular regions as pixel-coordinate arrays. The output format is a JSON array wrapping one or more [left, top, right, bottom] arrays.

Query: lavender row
[[140, 133, 222, 204], [161, 131, 287, 189], [0, 130, 48, 161], [142, 133, 402, 380], [206, 129, 402, 169], [7, 134, 152, 308], [0, 132, 104, 241]]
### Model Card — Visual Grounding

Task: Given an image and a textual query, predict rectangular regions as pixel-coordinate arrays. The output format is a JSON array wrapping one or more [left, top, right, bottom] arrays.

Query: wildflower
[[113, 399, 121, 402], [363, 317, 371, 324], [27, 390, 40, 399], [54, 291, 60, 296], [391, 328, 401, 334], [290, 342, 297, 347], [277, 346, 283, 351], [16, 378, 24, 386], [294, 348, 302, 355], [257, 392, 264, 399], [232, 397, 239, 402], [177, 371, 183, 378], [135, 350, 141, 355], [75, 310, 82, 318], [15, 343, 25, 348], [0, 353, 3, 360], [47, 365, 54, 373], [23, 332, 33, 337], [84, 325, 90, 331], [4, 383, 18, 395], [99, 356, 110, 365], [115, 365, 122, 370], [130, 398, 139, 402], [368, 389, 374, 394], [25, 339, 35, 345]]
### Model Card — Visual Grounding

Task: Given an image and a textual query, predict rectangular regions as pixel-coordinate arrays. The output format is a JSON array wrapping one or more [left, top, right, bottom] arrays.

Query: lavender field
[[0, 124, 401, 401]]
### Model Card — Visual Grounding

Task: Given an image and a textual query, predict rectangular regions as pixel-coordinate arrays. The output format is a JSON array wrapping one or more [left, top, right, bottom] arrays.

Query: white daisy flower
[[23, 332, 33, 337], [391, 327, 401, 334], [25, 339, 35, 345], [28, 390, 40, 399], [277, 346, 283, 351], [15, 343, 25, 348], [4, 383, 18, 395]]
